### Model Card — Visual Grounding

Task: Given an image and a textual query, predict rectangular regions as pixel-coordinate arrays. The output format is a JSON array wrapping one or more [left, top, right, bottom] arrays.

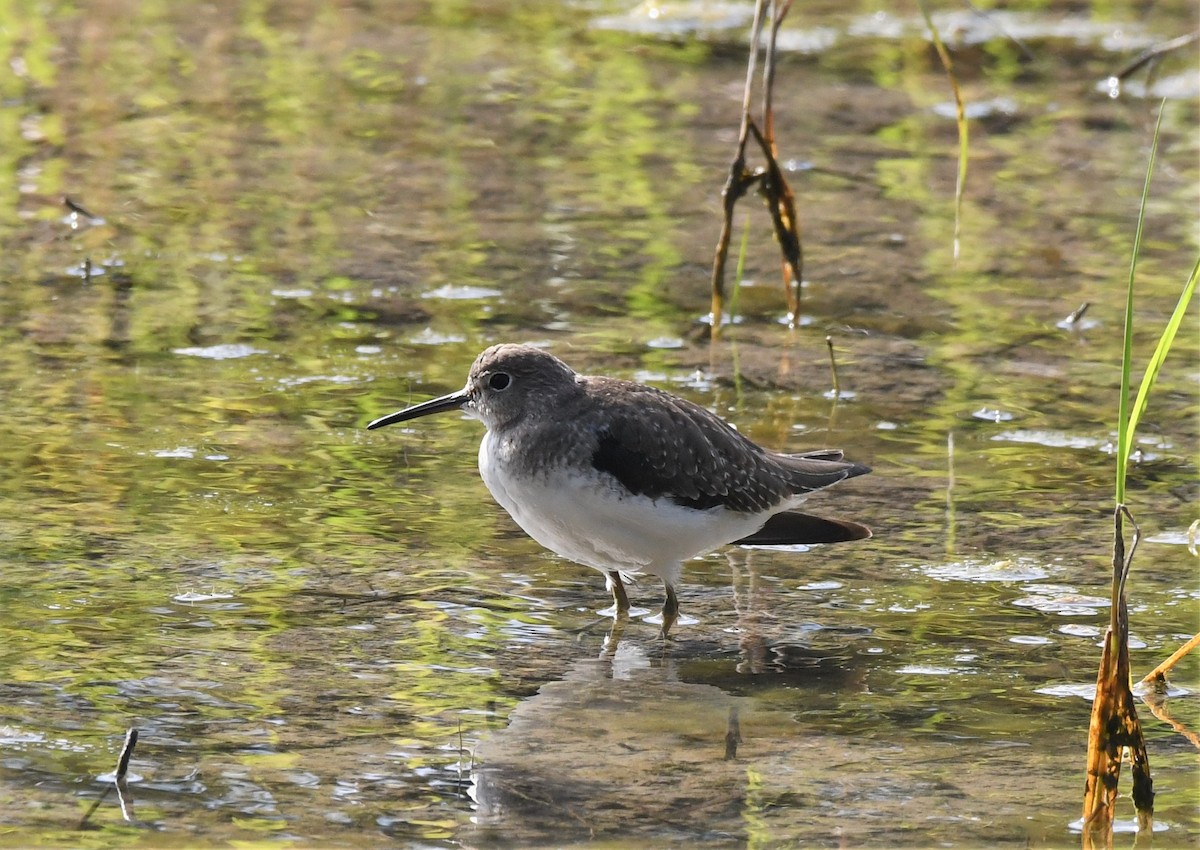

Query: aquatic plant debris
[[710, 0, 805, 332], [1080, 101, 1198, 847], [1081, 506, 1153, 845]]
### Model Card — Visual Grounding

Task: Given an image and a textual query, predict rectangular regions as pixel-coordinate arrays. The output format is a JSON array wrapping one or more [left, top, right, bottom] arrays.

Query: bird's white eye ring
[[488, 372, 511, 391]]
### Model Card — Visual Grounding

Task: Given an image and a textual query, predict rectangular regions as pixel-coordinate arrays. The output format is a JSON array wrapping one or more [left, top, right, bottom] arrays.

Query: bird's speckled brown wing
[[577, 377, 865, 514]]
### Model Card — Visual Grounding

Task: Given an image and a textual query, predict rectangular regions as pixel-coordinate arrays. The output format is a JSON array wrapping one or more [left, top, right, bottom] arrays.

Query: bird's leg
[[606, 570, 631, 615], [659, 583, 679, 639]]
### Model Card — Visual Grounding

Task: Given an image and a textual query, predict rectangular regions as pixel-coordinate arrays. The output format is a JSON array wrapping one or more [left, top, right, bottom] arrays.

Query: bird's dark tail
[[735, 510, 872, 546]]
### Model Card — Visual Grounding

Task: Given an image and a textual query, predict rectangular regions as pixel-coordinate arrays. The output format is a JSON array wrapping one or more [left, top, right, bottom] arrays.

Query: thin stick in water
[[826, 335, 840, 397], [78, 727, 139, 829], [116, 728, 138, 781], [1139, 632, 1200, 688], [1063, 302, 1090, 325]]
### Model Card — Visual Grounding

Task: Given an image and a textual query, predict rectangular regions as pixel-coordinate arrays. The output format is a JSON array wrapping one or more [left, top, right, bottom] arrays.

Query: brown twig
[[1114, 31, 1200, 82], [1139, 631, 1200, 687], [710, 155, 761, 331], [826, 335, 840, 397], [711, 1, 769, 331], [761, 1, 793, 145], [762, 1, 802, 321], [747, 119, 802, 320], [711, 0, 804, 332]]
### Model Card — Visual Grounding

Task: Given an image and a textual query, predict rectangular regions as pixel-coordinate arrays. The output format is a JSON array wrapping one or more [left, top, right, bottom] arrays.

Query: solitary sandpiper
[[368, 344, 871, 637]]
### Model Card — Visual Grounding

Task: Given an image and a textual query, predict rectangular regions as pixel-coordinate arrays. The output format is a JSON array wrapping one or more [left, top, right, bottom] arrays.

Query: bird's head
[[367, 344, 581, 433]]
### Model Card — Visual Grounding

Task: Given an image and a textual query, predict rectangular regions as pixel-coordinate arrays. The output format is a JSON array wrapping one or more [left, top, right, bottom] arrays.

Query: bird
[[368, 344, 870, 637]]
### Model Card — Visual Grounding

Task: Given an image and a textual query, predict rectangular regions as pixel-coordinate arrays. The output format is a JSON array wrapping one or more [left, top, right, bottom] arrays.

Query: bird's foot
[[658, 584, 680, 640]]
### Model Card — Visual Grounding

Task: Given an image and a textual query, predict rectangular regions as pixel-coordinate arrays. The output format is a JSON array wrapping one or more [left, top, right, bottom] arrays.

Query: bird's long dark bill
[[736, 511, 871, 546], [367, 389, 469, 430]]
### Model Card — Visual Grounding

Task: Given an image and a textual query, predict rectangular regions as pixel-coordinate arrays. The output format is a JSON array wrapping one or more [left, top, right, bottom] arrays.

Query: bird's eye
[[488, 372, 511, 391]]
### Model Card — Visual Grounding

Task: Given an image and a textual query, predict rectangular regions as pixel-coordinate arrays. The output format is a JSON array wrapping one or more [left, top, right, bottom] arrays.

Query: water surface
[[0, 1, 1196, 847]]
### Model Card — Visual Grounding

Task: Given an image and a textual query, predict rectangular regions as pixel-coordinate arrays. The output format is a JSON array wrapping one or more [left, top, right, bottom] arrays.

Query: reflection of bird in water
[[730, 554, 771, 675], [470, 646, 740, 837], [473, 631, 873, 843], [370, 344, 871, 636]]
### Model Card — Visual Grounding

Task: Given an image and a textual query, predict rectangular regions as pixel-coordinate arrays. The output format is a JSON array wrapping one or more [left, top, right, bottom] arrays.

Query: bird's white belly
[[478, 432, 763, 585]]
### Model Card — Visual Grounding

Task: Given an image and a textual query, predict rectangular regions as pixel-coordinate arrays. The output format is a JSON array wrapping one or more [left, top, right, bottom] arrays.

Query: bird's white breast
[[477, 430, 767, 586]]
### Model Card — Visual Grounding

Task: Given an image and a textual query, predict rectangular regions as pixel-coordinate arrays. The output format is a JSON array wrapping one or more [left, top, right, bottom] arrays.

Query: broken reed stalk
[[1082, 507, 1154, 845], [1139, 631, 1200, 688], [710, 0, 804, 333], [916, 0, 968, 261], [710, 0, 766, 331], [748, 119, 802, 322], [761, 0, 802, 317], [760, 0, 792, 143]]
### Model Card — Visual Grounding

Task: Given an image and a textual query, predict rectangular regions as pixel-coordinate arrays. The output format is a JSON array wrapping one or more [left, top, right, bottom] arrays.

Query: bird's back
[[563, 376, 867, 515]]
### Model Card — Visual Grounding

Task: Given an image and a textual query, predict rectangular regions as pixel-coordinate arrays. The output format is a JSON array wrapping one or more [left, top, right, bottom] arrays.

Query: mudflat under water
[[0, 1, 1196, 847]]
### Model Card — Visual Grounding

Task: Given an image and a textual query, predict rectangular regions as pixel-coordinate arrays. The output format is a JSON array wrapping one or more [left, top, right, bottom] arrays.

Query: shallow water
[[0, 1, 1197, 847]]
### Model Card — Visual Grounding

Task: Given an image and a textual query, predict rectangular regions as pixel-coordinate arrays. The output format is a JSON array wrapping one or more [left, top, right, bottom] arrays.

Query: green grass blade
[[1126, 258, 1198, 452], [918, 0, 968, 261], [1115, 101, 1165, 505]]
